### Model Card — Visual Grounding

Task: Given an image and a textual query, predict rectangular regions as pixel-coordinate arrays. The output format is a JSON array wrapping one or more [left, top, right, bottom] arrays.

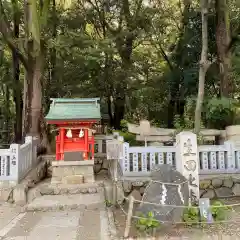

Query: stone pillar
[[25, 136, 33, 165], [176, 131, 199, 204], [9, 144, 20, 184]]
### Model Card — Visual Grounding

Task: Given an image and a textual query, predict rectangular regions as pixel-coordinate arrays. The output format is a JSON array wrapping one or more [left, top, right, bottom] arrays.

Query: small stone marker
[[106, 138, 123, 160], [136, 164, 189, 224], [199, 198, 213, 223]]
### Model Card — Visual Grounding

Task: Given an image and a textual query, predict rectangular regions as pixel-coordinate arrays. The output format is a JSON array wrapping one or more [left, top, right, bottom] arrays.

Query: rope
[[114, 182, 240, 209], [118, 201, 240, 226], [131, 214, 240, 225], [149, 179, 189, 186], [112, 179, 240, 237]]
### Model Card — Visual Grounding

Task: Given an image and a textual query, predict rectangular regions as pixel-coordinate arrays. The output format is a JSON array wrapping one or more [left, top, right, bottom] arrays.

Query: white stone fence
[[0, 136, 39, 184], [106, 133, 240, 178]]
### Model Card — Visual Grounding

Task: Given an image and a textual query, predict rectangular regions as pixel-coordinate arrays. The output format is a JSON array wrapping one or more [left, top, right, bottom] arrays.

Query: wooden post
[[60, 128, 65, 160], [124, 196, 134, 238], [84, 129, 88, 160]]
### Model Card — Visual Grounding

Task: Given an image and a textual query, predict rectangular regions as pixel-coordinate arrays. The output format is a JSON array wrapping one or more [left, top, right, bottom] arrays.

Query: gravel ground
[[113, 198, 240, 239]]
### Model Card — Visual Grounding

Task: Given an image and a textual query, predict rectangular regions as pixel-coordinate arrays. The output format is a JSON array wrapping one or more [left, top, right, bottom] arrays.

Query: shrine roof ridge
[[45, 97, 101, 121]]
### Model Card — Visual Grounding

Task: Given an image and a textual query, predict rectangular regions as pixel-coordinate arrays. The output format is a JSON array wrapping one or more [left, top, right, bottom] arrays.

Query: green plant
[[182, 206, 200, 226], [120, 119, 129, 132], [171, 115, 204, 144], [135, 211, 160, 236], [105, 200, 113, 207], [115, 130, 139, 146], [205, 97, 236, 129], [210, 200, 231, 221], [182, 201, 231, 226]]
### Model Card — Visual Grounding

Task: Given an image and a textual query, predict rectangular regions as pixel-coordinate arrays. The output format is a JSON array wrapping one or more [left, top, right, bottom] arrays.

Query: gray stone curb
[[106, 206, 119, 240]]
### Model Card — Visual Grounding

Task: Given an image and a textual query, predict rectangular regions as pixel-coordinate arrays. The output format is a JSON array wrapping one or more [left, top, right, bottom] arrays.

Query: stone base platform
[[27, 180, 104, 203], [51, 160, 95, 184]]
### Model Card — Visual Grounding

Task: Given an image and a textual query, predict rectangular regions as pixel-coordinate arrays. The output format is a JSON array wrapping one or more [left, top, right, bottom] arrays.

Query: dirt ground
[[113, 198, 240, 239]]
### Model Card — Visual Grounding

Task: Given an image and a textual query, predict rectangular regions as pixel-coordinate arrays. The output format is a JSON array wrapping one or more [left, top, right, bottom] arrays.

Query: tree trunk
[[195, 0, 210, 134], [167, 1, 191, 127], [113, 95, 125, 129], [29, 54, 43, 136], [3, 84, 10, 144], [215, 0, 232, 97], [45, 0, 57, 113], [40, 0, 57, 153], [113, 59, 129, 129], [12, 0, 23, 143], [23, 40, 43, 139], [107, 96, 114, 127]]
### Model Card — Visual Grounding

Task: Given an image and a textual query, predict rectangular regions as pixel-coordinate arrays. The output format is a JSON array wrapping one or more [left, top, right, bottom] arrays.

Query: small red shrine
[[45, 98, 101, 161]]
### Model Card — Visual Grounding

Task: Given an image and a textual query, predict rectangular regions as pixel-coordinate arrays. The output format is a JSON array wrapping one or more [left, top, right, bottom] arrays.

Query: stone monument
[[136, 164, 189, 223]]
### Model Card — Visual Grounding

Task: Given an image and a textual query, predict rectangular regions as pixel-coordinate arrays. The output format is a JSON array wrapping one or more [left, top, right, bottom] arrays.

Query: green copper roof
[[45, 98, 101, 121]]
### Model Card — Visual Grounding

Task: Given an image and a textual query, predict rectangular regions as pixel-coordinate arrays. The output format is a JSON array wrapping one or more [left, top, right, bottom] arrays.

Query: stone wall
[[0, 156, 49, 205], [200, 177, 240, 199], [119, 176, 240, 202]]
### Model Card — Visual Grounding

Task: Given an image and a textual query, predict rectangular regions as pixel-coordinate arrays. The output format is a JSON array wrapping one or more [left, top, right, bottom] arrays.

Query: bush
[[113, 119, 140, 146], [210, 200, 231, 221], [120, 119, 128, 132], [205, 98, 236, 129], [116, 130, 138, 146]]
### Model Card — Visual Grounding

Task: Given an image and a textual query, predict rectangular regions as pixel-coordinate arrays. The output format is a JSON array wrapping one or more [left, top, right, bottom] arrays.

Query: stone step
[[26, 192, 105, 212], [27, 181, 104, 202]]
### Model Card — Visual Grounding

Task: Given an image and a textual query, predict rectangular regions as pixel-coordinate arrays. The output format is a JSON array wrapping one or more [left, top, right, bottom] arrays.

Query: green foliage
[[135, 211, 160, 236], [116, 131, 138, 146], [173, 98, 204, 131], [182, 206, 200, 226], [182, 200, 231, 226], [120, 119, 128, 132], [205, 98, 236, 129], [112, 120, 140, 146], [104, 200, 113, 208], [0, 0, 240, 143], [210, 200, 232, 221]]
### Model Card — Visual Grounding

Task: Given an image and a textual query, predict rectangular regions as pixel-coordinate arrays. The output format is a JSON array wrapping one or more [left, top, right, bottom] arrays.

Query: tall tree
[[215, 0, 232, 97], [11, 0, 22, 143], [195, 0, 211, 133]]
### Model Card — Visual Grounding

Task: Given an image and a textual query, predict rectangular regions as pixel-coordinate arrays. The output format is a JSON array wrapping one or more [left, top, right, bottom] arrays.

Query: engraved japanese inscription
[[184, 160, 197, 171], [183, 138, 196, 156]]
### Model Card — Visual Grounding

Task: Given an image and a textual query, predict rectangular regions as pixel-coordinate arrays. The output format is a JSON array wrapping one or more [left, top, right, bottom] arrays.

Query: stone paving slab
[[0, 209, 110, 240], [0, 203, 22, 231]]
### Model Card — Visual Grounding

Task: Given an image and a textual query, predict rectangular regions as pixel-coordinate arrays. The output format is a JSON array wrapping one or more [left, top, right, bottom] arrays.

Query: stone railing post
[[10, 144, 20, 183], [224, 140, 236, 170], [176, 131, 199, 204], [25, 136, 33, 166]]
